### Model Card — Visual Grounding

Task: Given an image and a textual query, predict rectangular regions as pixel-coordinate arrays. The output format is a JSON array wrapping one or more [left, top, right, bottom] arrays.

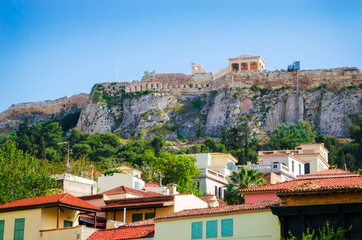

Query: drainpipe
[[123, 208, 126, 223]]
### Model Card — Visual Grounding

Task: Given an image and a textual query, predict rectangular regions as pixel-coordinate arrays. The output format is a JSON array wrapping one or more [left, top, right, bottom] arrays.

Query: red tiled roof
[[155, 201, 279, 221], [259, 153, 306, 163], [123, 219, 154, 227], [104, 195, 174, 204], [102, 186, 163, 198], [145, 183, 158, 188], [101, 200, 174, 211], [88, 224, 154, 240], [239, 176, 362, 194], [197, 195, 216, 203], [0, 193, 99, 212], [297, 169, 360, 178]]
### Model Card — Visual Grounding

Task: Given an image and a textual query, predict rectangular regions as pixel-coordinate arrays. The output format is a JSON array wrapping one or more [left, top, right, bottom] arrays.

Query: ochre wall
[[281, 192, 362, 206], [154, 210, 280, 240], [41, 207, 79, 230], [0, 208, 42, 240]]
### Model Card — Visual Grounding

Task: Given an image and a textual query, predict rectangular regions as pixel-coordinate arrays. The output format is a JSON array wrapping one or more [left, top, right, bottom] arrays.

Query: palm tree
[[224, 167, 265, 205]]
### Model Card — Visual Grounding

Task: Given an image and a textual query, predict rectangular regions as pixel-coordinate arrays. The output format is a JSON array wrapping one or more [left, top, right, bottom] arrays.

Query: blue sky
[[0, 0, 361, 112]]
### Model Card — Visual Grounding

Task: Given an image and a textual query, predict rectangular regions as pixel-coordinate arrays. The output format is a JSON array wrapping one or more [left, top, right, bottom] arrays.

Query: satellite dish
[[227, 162, 237, 172]]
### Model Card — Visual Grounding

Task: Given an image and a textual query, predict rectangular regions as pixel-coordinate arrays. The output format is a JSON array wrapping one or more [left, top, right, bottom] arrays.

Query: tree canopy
[[0, 141, 58, 204]]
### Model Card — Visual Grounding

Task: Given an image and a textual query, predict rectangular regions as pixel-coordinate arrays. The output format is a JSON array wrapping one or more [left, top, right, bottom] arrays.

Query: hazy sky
[[1, 0, 361, 112]]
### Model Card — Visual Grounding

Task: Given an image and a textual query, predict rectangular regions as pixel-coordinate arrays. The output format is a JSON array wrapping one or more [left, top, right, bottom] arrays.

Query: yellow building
[[101, 193, 208, 228], [0, 193, 99, 240], [154, 201, 280, 240]]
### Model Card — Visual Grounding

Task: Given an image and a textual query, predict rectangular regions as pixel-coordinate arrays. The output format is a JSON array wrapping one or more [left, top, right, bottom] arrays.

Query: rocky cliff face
[[0, 93, 89, 134], [77, 87, 361, 139]]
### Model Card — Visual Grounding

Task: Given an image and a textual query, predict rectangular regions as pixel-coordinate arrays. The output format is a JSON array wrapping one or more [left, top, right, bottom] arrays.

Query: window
[[218, 188, 222, 199], [145, 213, 155, 220], [64, 220, 73, 228], [14, 218, 25, 240], [299, 164, 301, 175], [191, 222, 203, 239], [215, 186, 218, 196], [132, 213, 143, 222], [221, 219, 233, 237], [206, 220, 217, 238], [305, 163, 310, 174], [0, 220, 4, 240], [292, 161, 294, 172], [134, 181, 140, 189]]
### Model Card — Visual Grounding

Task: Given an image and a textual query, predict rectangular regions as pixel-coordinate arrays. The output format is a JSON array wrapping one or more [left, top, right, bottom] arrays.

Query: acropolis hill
[[1, 55, 361, 139], [94, 55, 361, 95]]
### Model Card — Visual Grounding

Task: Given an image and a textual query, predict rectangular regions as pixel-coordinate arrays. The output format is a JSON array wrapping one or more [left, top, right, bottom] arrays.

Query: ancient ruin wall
[[94, 67, 362, 97]]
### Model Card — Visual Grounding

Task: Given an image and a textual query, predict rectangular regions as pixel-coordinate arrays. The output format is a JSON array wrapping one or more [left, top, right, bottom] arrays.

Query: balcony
[[239, 163, 291, 176], [199, 168, 229, 183]]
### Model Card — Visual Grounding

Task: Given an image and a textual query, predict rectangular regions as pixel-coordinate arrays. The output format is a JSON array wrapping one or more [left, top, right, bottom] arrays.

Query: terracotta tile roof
[[123, 219, 154, 227], [145, 182, 158, 188], [197, 195, 216, 203], [102, 186, 163, 198], [154, 201, 280, 221], [239, 176, 362, 194], [88, 224, 154, 240], [297, 169, 360, 178], [104, 195, 174, 204], [298, 143, 329, 153], [101, 200, 174, 211], [0, 193, 99, 212]]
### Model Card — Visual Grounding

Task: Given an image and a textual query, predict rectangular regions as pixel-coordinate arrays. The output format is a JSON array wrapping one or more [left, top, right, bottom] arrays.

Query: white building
[[98, 166, 145, 193], [240, 143, 330, 183], [53, 173, 97, 197], [186, 153, 238, 199]]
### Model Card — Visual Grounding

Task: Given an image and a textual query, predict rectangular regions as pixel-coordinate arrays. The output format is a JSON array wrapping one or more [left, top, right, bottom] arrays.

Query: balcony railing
[[239, 163, 290, 173]]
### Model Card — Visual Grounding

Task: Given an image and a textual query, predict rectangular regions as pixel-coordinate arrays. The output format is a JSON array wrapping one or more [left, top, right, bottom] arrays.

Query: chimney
[[168, 183, 178, 195]]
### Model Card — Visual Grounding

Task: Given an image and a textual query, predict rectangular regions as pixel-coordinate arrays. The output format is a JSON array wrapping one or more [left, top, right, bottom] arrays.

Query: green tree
[[151, 135, 165, 157], [142, 150, 200, 193], [268, 121, 317, 150], [0, 141, 58, 204], [224, 167, 265, 205], [37, 137, 46, 160]]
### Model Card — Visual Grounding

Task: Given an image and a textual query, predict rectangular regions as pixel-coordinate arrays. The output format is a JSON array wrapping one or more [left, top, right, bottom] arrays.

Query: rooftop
[[88, 224, 154, 240], [154, 201, 280, 221], [210, 152, 238, 163], [239, 176, 362, 194], [228, 55, 261, 60], [297, 169, 360, 179], [0, 193, 99, 213]]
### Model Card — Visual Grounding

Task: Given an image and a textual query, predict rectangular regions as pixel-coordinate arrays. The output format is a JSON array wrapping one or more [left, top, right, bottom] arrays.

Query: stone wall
[[93, 67, 362, 97]]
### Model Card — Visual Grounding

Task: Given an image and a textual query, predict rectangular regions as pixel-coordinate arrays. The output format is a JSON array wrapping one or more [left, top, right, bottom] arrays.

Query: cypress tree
[[37, 137, 46, 160]]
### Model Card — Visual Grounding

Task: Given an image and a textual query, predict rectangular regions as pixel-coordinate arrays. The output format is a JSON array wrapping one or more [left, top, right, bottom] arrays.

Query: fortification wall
[[121, 67, 362, 94], [0, 93, 89, 122]]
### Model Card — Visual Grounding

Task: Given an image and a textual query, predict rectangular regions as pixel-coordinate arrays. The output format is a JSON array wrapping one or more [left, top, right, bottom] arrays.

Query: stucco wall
[[0, 208, 42, 240], [173, 195, 208, 213], [40, 225, 97, 240], [41, 207, 79, 230], [244, 192, 280, 204], [154, 210, 280, 240]]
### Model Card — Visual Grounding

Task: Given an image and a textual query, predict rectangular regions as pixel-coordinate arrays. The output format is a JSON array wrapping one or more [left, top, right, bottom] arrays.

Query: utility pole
[[287, 61, 300, 124]]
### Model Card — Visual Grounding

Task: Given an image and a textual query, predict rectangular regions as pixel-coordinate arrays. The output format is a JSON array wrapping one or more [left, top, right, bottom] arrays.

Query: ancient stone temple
[[228, 55, 265, 71]]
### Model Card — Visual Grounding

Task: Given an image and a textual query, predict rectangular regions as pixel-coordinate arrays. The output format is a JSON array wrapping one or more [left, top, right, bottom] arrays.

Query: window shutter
[[64, 220, 73, 228], [0, 220, 4, 240], [221, 219, 233, 237], [145, 213, 155, 220], [132, 213, 143, 222], [206, 220, 217, 238], [14, 218, 25, 240], [191, 222, 203, 239]]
